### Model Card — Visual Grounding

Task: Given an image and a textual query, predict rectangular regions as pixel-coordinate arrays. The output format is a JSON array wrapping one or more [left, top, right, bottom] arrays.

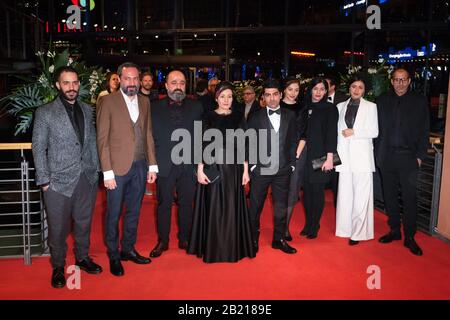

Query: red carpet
[[1, 187, 449, 300]]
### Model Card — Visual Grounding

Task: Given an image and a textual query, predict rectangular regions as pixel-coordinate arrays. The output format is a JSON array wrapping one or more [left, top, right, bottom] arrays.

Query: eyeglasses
[[243, 92, 255, 95], [392, 77, 409, 83]]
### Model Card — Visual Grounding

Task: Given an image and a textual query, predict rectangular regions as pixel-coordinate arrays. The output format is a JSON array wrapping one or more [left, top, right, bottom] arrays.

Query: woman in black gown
[[279, 77, 307, 241], [301, 78, 338, 239], [188, 81, 255, 263]]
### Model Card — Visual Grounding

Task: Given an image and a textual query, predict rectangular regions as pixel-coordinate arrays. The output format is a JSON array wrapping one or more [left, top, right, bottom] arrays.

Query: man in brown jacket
[[97, 62, 157, 276]]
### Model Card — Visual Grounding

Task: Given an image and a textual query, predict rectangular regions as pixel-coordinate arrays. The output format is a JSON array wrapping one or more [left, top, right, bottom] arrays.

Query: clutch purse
[[196, 164, 221, 184], [311, 152, 341, 171]]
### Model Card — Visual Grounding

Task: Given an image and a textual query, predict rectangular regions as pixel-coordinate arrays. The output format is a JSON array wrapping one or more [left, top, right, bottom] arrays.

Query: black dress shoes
[[150, 241, 169, 258], [178, 240, 188, 250], [75, 257, 103, 274], [348, 239, 359, 246], [284, 234, 293, 241], [378, 231, 401, 243], [110, 259, 124, 277], [121, 249, 151, 264], [51, 267, 66, 288], [404, 237, 423, 256], [306, 232, 318, 239], [299, 229, 309, 237], [272, 239, 297, 254]]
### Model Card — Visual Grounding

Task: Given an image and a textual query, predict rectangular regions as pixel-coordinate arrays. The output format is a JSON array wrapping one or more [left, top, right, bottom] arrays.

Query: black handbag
[[195, 164, 221, 184], [311, 152, 341, 171]]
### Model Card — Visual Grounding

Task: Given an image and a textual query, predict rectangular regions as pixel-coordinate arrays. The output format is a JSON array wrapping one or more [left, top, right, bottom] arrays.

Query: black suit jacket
[[151, 97, 203, 177], [247, 107, 297, 175], [375, 90, 430, 168], [331, 92, 348, 106]]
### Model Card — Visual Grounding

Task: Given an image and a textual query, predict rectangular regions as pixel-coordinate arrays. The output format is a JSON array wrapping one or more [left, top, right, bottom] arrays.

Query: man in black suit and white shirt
[[376, 68, 429, 256], [149, 70, 203, 258], [247, 79, 298, 254]]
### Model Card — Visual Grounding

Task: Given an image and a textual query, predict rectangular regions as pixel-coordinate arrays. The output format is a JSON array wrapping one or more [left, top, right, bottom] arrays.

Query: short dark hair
[[54, 66, 78, 84], [306, 77, 329, 105], [117, 62, 141, 76], [214, 81, 234, 99], [348, 74, 370, 91], [324, 75, 338, 87], [140, 71, 153, 81], [262, 78, 281, 93]]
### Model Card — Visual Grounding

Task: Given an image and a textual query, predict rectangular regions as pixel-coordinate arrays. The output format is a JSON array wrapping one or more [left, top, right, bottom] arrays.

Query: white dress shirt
[[103, 90, 158, 181], [328, 93, 335, 104], [267, 106, 281, 132]]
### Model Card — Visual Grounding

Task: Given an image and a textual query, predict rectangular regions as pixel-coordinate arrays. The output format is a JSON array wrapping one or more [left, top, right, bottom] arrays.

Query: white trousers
[[335, 172, 374, 241]]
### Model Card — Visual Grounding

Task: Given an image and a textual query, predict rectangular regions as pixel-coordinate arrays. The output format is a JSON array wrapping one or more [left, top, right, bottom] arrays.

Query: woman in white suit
[[335, 76, 378, 245]]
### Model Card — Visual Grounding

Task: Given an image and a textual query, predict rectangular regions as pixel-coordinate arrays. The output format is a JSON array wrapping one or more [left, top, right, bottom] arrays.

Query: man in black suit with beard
[[149, 70, 203, 258], [376, 68, 429, 256], [247, 79, 298, 254]]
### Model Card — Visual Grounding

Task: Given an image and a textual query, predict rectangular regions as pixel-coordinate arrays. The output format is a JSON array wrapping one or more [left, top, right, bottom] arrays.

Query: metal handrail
[[0, 143, 48, 264]]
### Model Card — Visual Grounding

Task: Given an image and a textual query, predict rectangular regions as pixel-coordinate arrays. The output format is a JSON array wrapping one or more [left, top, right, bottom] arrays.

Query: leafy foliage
[[0, 48, 105, 135]]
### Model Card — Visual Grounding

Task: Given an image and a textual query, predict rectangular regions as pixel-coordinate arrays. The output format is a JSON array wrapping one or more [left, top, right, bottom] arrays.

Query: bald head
[[166, 70, 187, 102]]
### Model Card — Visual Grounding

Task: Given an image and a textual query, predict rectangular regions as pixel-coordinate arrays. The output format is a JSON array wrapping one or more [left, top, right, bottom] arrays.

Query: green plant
[[338, 63, 393, 102], [232, 80, 263, 104], [0, 48, 106, 135]]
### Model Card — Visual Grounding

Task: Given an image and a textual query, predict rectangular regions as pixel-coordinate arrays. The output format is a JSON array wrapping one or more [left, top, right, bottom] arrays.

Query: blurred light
[[155, 35, 159, 39], [291, 51, 315, 57], [257, 52, 261, 56], [136, 36, 139, 39], [104, 25, 108, 28], [94, 24, 98, 27], [62, 19, 66, 23], [194, 34, 197, 38], [82, 22, 87, 26]]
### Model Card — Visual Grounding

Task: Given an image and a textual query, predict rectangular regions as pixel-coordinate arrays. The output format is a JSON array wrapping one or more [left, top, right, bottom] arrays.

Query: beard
[[167, 89, 186, 102], [141, 83, 153, 91], [60, 90, 79, 102], [122, 85, 139, 96]]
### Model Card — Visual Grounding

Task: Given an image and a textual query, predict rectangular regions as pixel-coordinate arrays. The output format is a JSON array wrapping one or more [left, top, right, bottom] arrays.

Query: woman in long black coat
[[301, 78, 339, 239]]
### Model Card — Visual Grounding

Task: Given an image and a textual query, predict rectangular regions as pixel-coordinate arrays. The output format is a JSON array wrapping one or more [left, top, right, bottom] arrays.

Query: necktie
[[269, 108, 281, 115]]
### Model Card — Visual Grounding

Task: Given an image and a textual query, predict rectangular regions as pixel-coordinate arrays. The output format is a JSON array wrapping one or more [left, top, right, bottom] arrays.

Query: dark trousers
[[303, 181, 326, 235], [43, 173, 97, 268], [156, 165, 196, 243], [105, 160, 147, 260], [380, 153, 419, 237], [249, 165, 291, 242]]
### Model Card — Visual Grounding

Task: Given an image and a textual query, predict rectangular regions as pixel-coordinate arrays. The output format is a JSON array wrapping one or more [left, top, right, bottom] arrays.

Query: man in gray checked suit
[[32, 66, 102, 288]]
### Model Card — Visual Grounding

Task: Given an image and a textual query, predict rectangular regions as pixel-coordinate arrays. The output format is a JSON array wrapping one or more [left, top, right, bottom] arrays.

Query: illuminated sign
[[379, 43, 437, 62], [291, 51, 316, 57], [344, 51, 365, 56], [71, 0, 96, 10]]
